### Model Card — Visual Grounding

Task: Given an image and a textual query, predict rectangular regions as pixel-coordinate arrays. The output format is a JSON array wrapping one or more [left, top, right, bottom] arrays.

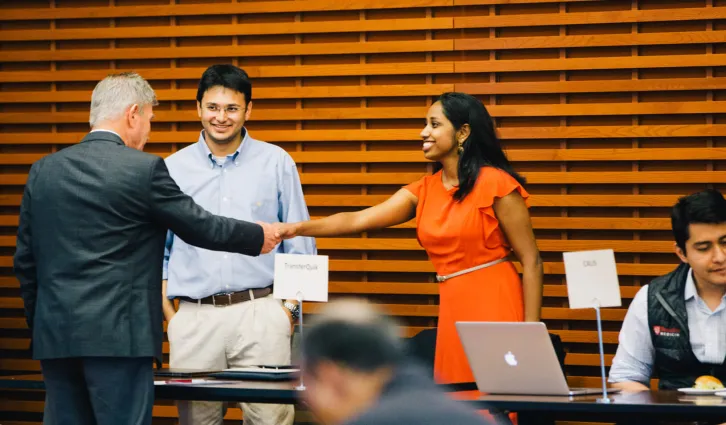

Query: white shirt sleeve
[[608, 285, 655, 385]]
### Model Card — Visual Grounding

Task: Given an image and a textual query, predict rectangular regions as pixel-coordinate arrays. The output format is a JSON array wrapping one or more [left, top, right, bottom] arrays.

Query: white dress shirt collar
[[90, 128, 122, 139]]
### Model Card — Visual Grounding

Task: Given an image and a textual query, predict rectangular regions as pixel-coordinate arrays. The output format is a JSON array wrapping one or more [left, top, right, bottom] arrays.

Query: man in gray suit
[[13, 72, 282, 425]]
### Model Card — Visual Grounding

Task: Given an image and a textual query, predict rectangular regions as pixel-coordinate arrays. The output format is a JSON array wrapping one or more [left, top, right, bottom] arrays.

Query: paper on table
[[155, 379, 228, 385], [563, 249, 622, 309], [224, 367, 300, 374], [273, 253, 329, 302]]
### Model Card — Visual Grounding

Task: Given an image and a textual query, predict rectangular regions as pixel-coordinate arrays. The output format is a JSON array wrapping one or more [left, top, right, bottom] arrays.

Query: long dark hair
[[433, 92, 526, 201]]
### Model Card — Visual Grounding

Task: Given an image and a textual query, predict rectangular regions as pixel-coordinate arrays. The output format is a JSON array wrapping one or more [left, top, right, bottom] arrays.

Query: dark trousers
[[41, 357, 154, 425]]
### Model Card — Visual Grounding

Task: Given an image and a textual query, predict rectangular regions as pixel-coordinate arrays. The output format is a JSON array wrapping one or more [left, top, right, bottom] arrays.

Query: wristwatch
[[284, 302, 300, 321]]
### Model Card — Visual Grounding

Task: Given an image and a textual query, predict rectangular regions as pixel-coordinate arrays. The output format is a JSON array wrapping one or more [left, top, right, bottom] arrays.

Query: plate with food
[[678, 375, 725, 394]]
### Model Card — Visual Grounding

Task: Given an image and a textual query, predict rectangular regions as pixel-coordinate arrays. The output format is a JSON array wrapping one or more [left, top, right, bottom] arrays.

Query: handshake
[[257, 221, 300, 254]]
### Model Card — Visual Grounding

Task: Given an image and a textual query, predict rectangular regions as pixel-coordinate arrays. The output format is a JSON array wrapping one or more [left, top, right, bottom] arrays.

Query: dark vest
[[647, 263, 726, 390]]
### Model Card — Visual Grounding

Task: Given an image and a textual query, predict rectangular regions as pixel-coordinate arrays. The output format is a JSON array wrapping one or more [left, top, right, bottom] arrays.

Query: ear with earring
[[457, 124, 470, 155]]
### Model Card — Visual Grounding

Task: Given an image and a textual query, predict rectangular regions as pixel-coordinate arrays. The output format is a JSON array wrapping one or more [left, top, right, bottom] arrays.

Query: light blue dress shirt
[[163, 129, 316, 299], [608, 268, 726, 385]]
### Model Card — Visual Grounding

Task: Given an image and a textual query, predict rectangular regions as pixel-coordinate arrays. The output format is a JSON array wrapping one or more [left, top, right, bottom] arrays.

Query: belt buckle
[[212, 293, 233, 307]]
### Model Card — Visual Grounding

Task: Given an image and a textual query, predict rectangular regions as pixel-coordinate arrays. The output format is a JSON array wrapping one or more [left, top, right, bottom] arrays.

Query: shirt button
[[224, 254, 229, 259], [222, 197, 228, 202]]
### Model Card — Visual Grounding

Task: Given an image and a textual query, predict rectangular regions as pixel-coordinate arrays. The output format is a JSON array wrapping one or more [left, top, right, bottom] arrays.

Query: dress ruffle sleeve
[[477, 168, 530, 249]]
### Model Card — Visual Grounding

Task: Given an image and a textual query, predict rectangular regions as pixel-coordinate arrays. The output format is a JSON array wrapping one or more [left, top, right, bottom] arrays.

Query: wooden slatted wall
[[2, 0, 726, 423]]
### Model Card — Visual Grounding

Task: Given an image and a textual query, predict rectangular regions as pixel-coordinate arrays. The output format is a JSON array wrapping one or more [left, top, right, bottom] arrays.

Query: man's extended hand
[[275, 222, 300, 240], [257, 221, 282, 254]]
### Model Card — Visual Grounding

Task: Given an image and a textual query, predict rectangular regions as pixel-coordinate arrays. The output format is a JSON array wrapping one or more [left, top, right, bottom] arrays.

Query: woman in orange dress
[[283, 92, 543, 384]]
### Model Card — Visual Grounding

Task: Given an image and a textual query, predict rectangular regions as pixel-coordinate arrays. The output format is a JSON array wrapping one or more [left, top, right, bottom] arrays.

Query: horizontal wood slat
[[453, 7, 726, 28], [0, 0, 452, 21], [6, 78, 726, 100], [301, 171, 720, 185], [0, 18, 454, 41], [457, 77, 726, 95], [3, 148, 725, 165], [2, 127, 726, 145], [0, 84, 455, 103], [0, 62, 456, 83], [2, 54, 726, 84], [1, 282, 627, 319], [5, 170, 725, 187], [0, 215, 676, 231], [0, 255, 680, 276], [0, 237, 677, 253], [2, 2, 720, 23], [328, 260, 674, 276], [8, 30, 726, 62], [0, 40, 455, 63], [0, 355, 620, 373], [0, 329, 621, 352], [455, 54, 726, 73], [301, 194, 684, 208], [4, 29, 726, 52], [3, 102, 726, 123], [456, 31, 726, 50], [0, 193, 686, 207], [291, 148, 726, 162], [0, 399, 248, 419], [457, 0, 601, 4], [257, 303, 631, 322], [0, 281, 641, 299]]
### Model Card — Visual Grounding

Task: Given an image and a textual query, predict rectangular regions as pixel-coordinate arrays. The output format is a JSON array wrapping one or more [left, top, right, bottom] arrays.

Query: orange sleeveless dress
[[405, 167, 529, 384]]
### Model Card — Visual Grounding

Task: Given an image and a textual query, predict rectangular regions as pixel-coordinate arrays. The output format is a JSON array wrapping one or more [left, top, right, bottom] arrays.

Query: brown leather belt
[[178, 286, 272, 307]]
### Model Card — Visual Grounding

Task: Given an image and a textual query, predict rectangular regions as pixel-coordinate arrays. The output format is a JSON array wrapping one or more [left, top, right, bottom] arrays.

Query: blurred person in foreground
[[300, 299, 494, 425], [14, 71, 281, 425]]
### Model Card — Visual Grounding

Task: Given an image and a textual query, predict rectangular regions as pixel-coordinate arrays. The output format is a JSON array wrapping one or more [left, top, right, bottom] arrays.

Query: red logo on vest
[[653, 326, 680, 337]]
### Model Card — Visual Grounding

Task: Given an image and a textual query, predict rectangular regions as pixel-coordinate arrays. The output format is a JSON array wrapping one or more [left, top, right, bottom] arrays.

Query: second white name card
[[273, 253, 329, 302]]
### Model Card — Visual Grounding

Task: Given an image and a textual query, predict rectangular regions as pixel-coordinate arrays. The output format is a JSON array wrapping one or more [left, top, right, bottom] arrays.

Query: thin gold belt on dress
[[435, 256, 510, 282]]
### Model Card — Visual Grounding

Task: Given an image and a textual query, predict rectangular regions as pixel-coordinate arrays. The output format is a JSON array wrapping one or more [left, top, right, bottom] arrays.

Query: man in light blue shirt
[[162, 64, 315, 425]]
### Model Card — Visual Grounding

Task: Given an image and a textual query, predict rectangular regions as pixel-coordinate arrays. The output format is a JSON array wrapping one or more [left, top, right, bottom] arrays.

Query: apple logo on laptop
[[504, 351, 518, 366]]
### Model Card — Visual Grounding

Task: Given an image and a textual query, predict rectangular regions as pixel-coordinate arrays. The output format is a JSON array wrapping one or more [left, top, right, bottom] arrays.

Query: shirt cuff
[[608, 371, 650, 385]]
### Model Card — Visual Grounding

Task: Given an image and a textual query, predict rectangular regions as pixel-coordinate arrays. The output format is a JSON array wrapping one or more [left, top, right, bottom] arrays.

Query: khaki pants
[[167, 295, 294, 425]]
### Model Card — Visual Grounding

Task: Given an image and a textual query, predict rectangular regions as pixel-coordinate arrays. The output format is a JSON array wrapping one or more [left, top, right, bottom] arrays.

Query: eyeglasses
[[205, 105, 245, 114]]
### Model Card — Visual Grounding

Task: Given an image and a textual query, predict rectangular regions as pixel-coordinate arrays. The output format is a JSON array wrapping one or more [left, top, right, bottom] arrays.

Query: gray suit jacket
[[14, 131, 265, 363]]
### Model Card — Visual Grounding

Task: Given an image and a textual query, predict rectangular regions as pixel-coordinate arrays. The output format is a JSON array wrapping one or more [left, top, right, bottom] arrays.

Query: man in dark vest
[[609, 189, 726, 392]]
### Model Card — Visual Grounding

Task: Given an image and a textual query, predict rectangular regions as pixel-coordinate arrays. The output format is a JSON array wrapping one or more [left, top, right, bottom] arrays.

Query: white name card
[[563, 249, 622, 309], [273, 253, 329, 302]]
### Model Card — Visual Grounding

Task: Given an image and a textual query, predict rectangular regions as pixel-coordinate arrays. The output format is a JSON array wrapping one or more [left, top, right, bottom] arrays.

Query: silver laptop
[[456, 322, 619, 396]]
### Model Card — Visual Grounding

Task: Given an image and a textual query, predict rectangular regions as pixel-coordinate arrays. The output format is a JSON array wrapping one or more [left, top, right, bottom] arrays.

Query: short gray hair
[[89, 72, 158, 128]]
